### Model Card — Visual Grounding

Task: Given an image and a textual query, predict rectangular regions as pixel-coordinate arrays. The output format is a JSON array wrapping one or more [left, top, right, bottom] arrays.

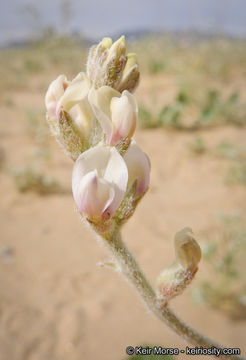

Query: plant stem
[[101, 229, 245, 360]]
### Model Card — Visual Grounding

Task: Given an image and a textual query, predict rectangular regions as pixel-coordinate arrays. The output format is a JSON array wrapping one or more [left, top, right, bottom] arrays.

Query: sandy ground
[[0, 67, 246, 360]]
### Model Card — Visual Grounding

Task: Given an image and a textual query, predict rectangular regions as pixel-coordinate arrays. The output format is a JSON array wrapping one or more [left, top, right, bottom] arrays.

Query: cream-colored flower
[[56, 72, 92, 136], [45, 72, 93, 136], [88, 86, 137, 145], [72, 143, 128, 219], [45, 73, 96, 159]]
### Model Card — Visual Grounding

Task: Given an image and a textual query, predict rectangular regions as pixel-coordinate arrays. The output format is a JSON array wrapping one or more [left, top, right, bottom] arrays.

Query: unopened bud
[[101, 37, 113, 51], [156, 228, 201, 303], [174, 227, 201, 272], [118, 53, 140, 93], [86, 36, 139, 93], [103, 36, 127, 89], [87, 37, 113, 81]]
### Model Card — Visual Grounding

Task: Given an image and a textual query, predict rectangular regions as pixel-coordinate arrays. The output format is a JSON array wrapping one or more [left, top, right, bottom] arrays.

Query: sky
[[1, 0, 246, 45]]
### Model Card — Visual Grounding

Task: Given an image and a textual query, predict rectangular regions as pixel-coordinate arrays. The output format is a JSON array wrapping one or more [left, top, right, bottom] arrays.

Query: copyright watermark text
[[126, 345, 241, 357]]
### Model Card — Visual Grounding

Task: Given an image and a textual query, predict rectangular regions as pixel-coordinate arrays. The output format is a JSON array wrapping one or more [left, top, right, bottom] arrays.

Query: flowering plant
[[45, 36, 244, 360]]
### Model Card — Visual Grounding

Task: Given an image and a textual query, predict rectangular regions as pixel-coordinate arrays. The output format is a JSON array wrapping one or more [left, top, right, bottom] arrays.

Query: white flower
[[72, 139, 150, 222], [88, 86, 137, 145], [45, 72, 93, 137], [56, 73, 90, 113], [72, 143, 128, 219]]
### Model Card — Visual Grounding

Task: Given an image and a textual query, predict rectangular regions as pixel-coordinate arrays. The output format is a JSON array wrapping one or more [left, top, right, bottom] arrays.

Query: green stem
[[101, 229, 245, 360]]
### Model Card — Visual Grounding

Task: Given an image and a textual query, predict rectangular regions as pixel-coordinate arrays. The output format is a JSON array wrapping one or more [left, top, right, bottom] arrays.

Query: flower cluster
[[45, 36, 149, 233], [45, 35, 202, 308]]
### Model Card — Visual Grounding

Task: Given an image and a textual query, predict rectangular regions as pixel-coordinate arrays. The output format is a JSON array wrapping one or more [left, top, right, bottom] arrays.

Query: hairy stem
[[101, 228, 245, 360]]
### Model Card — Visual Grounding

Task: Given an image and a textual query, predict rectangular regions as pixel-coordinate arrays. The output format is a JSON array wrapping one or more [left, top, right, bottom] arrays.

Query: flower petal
[[45, 74, 68, 118], [72, 143, 110, 197], [57, 72, 91, 113], [88, 86, 120, 142], [68, 99, 93, 136], [123, 140, 150, 194], [103, 147, 128, 214], [110, 90, 137, 144], [72, 143, 128, 218], [76, 170, 115, 218]]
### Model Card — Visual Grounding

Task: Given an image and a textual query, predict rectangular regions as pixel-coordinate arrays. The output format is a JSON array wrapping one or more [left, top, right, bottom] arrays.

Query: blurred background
[[0, 1, 246, 359]]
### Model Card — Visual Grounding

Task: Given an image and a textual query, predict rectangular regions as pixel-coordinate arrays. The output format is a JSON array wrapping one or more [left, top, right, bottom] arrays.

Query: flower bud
[[107, 36, 126, 60], [86, 36, 139, 93], [88, 86, 137, 147], [101, 37, 113, 51], [124, 53, 138, 74], [87, 37, 113, 80], [174, 227, 201, 273], [72, 143, 128, 230], [156, 228, 201, 303], [103, 36, 127, 88], [118, 53, 140, 93]]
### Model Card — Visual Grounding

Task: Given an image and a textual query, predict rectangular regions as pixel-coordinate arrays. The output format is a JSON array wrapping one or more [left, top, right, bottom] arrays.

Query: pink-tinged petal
[[72, 143, 110, 198], [88, 86, 120, 143], [123, 140, 150, 194], [103, 147, 128, 213], [56, 72, 91, 114], [75, 170, 115, 218], [110, 90, 137, 144], [45, 75, 68, 118], [72, 143, 128, 218]]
